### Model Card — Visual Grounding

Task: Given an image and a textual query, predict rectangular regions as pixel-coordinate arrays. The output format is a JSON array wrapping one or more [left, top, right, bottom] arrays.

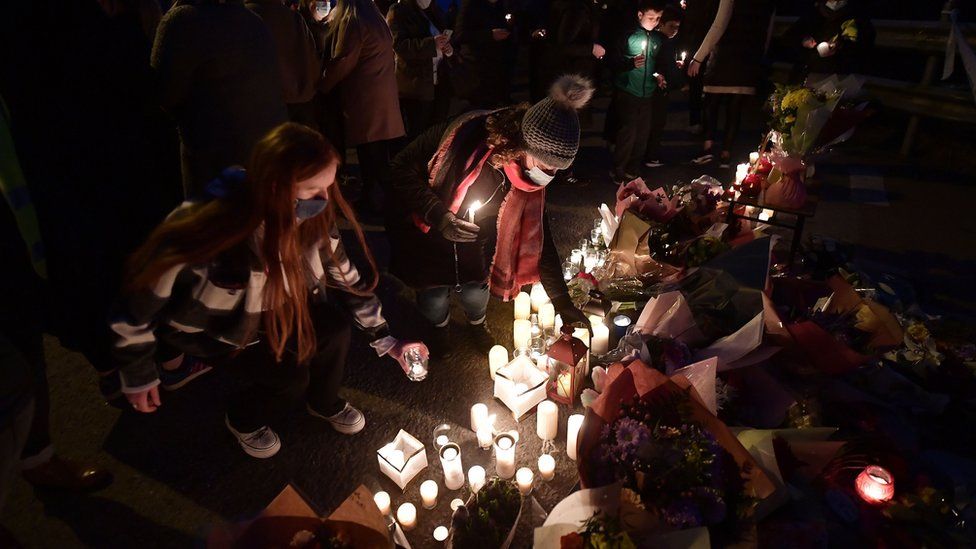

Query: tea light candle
[[468, 465, 486, 493], [493, 433, 516, 479], [536, 400, 558, 441], [440, 443, 465, 491], [513, 292, 531, 320], [529, 283, 549, 312], [567, 414, 584, 460], [538, 454, 555, 480], [612, 314, 631, 339], [396, 502, 417, 530], [516, 467, 534, 495], [477, 414, 495, 449], [420, 480, 438, 509], [488, 345, 508, 380], [433, 526, 449, 542], [539, 303, 555, 330], [513, 319, 531, 350], [856, 465, 895, 504], [450, 498, 465, 511], [592, 324, 610, 355], [470, 403, 488, 432], [436, 435, 449, 448], [374, 491, 391, 515]]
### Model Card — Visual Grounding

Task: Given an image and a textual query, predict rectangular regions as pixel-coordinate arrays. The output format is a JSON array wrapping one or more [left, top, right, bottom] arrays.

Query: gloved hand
[[438, 212, 480, 242], [551, 294, 593, 335]]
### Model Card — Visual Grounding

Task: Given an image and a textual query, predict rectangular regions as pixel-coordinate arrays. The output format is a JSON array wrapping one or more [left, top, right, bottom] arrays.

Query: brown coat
[[320, 7, 405, 147]]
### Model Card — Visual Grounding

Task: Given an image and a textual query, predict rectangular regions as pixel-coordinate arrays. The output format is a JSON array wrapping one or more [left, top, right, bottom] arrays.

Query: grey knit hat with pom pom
[[522, 74, 595, 170]]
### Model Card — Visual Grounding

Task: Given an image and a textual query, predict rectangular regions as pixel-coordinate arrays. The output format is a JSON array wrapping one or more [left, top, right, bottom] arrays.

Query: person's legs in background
[[458, 282, 495, 352], [718, 93, 745, 167], [355, 139, 395, 215], [0, 334, 34, 521], [644, 89, 670, 167], [694, 92, 721, 164], [416, 285, 454, 358], [612, 90, 641, 182], [687, 62, 705, 130]]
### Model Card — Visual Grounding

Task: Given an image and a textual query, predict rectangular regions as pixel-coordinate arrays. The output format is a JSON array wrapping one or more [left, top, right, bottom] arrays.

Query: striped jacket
[[110, 219, 391, 393]]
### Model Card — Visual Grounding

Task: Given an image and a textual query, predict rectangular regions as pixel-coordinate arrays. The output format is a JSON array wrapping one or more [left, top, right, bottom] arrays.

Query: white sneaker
[[225, 416, 281, 459], [644, 159, 664, 168], [308, 402, 365, 435]]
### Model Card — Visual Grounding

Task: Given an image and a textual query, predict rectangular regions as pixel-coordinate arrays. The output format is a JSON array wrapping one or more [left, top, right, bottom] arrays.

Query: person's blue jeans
[[417, 283, 490, 327]]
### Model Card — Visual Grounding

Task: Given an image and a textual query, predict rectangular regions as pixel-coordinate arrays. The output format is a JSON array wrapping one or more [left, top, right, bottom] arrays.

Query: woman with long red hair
[[110, 122, 427, 458]]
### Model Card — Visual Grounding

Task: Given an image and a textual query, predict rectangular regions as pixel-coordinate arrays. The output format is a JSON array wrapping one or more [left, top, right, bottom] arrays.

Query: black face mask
[[295, 197, 329, 220]]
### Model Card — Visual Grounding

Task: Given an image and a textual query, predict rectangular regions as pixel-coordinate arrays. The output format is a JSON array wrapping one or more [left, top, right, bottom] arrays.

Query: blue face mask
[[526, 166, 556, 187], [295, 197, 329, 220]]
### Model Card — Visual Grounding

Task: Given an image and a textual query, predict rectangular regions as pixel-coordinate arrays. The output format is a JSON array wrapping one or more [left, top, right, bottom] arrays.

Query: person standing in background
[[153, 0, 287, 196], [454, 0, 514, 108], [388, 0, 456, 140], [320, 0, 405, 214], [687, 0, 773, 168], [644, 3, 683, 168], [784, 0, 874, 82], [680, 0, 716, 133], [246, 0, 322, 127]]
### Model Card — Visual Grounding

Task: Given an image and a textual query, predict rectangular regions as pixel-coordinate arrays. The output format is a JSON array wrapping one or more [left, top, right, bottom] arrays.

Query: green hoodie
[[612, 27, 662, 98]]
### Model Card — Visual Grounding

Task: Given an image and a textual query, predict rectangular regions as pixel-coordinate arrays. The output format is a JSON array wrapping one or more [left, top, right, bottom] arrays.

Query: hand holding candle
[[467, 200, 481, 223]]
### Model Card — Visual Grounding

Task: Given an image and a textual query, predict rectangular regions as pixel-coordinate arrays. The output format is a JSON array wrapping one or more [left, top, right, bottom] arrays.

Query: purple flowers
[[613, 418, 652, 461]]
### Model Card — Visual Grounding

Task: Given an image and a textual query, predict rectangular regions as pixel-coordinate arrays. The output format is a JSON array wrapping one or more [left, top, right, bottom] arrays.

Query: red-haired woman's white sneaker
[[225, 416, 281, 458], [308, 402, 365, 435]]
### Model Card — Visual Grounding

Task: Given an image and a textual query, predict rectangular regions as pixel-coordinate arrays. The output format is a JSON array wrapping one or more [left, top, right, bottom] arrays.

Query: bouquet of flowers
[[837, 19, 858, 43], [768, 84, 842, 158], [578, 362, 775, 543], [449, 478, 523, 549], [559, 512, 635, 549]]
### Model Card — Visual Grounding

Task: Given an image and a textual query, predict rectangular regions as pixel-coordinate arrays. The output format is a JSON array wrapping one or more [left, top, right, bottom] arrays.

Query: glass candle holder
[[404, 348, 428, 382], [493, 433, 517, 479], [439, 443, 465, 491], [856, 465, 895, 504]]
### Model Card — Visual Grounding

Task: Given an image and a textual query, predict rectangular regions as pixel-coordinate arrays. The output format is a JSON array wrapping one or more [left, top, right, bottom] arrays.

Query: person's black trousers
[[400, 80, 452, 142], [225, 301, 352, 433], [612, 89, 655, 178], [687, 59, 706, 127], [645, 90, 670, 162]]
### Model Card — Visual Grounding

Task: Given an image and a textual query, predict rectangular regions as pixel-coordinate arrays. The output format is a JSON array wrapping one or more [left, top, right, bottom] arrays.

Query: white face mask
[[416, 0, 431, 9], [313, 0, 330, 20], [526, 166, 556, 186], [825, 0, 847, 11]]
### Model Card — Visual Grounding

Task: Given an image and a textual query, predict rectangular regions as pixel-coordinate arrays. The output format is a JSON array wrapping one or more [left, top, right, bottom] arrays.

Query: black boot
[[467, 323, 497, 354], [429, 325, 454, 359]]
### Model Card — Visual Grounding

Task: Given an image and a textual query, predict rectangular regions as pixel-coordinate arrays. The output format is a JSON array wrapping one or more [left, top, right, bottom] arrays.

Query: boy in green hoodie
[[608, 0, 667, 183]]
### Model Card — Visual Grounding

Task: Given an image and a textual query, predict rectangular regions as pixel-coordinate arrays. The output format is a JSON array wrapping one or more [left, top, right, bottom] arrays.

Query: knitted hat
[[522, 75, 595, 170]]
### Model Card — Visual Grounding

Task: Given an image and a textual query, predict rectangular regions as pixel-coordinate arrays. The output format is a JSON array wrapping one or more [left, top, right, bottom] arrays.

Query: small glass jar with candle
[[856, 465, 895, 504], [403, 347, 428, 382], [439, 443, 465, 491], [493, 433, 517, 479]]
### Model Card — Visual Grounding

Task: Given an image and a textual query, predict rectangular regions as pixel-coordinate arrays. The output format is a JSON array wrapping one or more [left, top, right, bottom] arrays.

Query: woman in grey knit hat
[[388, 75, 595, 358]]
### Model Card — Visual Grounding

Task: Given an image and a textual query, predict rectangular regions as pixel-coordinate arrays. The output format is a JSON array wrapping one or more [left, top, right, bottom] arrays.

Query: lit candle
[[538, 454, 555, 480], [396, 502, 417, 531], [555, 371, 574, 400], [816, 41, 831, 56], [567, 414, 584, 460], [749, 151, 760, 164], [680, 51, 687, 62], [573, 326, 590, 371], [592, 324, 610, 355], [436, 435, 449, 448], [640, 39, 647, 51], [513, 292, 531, 320], [516, 467, 534, 495], [468, 465, 486, 493], [374, 491, 391, 515], [440, 443, 465, 490], [536, 400, 558, 441], [856, 465, 895, 504], [529, 283, 549, 312], [539, 303, 555, 330], [470, 403, 488, 432], [467, 200, 482, 223], [433, 526, 449, 542], [450, 498, 465, 511], [388, 449, 405, 469], [493, 433, 517, 479], [735, 163, 749, 185], [588, 314, 604, 328], [554, 314, 562, 333], [505, 12, 512, 22], [612, 314, 631, 339], [477, 414, 495, 449], [488, 345, 508, 380], [513, 319, 531, 350], [420, 480, 439, 509]]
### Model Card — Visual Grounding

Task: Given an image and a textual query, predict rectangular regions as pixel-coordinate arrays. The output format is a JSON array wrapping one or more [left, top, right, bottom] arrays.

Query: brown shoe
[[21, 455, 113, 492]]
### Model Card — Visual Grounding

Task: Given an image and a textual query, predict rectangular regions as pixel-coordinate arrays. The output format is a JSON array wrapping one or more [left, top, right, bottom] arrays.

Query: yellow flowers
[[907, 322, 931, 343], [841, 19, 858, 41], [781, 88, 816, 111]]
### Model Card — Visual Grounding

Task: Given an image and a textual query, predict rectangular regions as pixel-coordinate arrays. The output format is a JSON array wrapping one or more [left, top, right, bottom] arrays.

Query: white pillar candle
[[467, 465, 486, 493], [439, 443, 465, 491], [470, 403, 488, 432], [529, 283, 549, 312], [591, 324, 610, 355], [735, 163, 749, 185], [539, 303, 556, 330], [536, 400, 558, 441], [433, 526, 449, 542], [573, 327, 590, 373], [488, 345, 508, 380], [513, 319, 531, 350], [450, 498, 465, 511], [374, 491, 391, 515], [567, 414, 584, 461], [513, 292, 531, 320], [538, 454, 555, 480], [476, 416, 494, 450], [493, 433, 516, 479], [420, 480, 438, 509], [588, 314, 604, 328], [396, 502, 417, 530], [516, 467, 534, 496]]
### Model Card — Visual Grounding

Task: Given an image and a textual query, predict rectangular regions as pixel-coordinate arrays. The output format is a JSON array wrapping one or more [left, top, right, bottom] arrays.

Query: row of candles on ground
[[372, 403, 586, 541], [510, 284, 611, 355], [562, 220, 609, 280]]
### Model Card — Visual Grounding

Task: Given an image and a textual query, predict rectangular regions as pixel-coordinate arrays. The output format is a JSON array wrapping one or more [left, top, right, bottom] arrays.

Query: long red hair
[[124, 123, 378, 364]]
